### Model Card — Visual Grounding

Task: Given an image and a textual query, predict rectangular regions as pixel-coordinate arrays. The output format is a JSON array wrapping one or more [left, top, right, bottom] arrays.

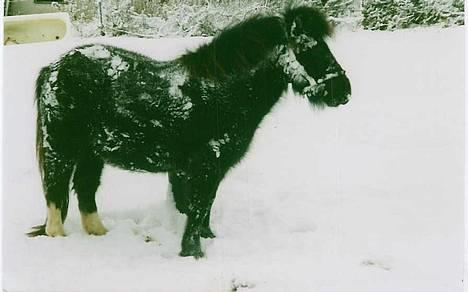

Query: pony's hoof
[[46, 224, 65, 237], [81, 212, 108, 236], [86, 225, 108, 236], [46, 203, 65, 237], [179, 248, 205, 259], [200, 227, 216, 239]]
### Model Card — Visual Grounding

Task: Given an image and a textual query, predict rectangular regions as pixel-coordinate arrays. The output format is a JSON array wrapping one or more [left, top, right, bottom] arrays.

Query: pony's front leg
[[174, 169, 221, 258], [180, 213, 204, 258], [200, 209, 216, 239], [181, 201, 218, 257]]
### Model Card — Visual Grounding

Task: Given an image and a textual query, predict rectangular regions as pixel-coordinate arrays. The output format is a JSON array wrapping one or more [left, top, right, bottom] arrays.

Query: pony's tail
[[27, 67, 51, 237], [35, 67, 48, 184]]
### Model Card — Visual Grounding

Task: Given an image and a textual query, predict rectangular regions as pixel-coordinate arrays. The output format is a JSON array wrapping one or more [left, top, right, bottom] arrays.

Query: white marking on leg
[[81, 212, 108, 235], [46, 203, 65, 237]]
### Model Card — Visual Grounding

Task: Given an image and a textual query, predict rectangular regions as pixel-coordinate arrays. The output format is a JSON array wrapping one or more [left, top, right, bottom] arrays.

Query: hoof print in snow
[[361, 260, 391, 271], [231, 279, 255, 291], [143, 235, 155, 243]]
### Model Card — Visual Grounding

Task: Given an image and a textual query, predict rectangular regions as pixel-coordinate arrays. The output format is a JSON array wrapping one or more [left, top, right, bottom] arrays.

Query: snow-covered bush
[[67, 0, 102, 37], [362, 0, 464, 30], [100, 0, 137, 36], [68, 0, 275, 37], [323, 0, 359, 18], [65, 0, 361, 38], [65, 0, 463, 38], [322, 0, 361, 28]]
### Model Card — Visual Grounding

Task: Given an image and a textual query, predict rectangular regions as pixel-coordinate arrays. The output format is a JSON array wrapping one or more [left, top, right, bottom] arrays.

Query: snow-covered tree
[[65, 0, 464, 37], [362, 0, 464, 30]]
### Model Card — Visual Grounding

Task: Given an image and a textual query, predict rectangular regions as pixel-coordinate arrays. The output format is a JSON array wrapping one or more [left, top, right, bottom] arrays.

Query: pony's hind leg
[[37, 151, 75, 237], [73, 153, 107, 235], [30, 65, 79, 237]]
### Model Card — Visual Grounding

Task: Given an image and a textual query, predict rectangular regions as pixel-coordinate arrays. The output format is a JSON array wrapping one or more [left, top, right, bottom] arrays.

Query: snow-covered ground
[[2, 27, 464, 292]]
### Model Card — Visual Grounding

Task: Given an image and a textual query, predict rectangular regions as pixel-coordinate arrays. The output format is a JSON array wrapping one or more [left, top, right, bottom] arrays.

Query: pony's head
[[284, 6, 351, 107]]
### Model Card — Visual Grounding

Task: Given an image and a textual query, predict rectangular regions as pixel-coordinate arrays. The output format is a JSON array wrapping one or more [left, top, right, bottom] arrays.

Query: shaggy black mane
[[180, 6, 331, 80], [181, 15, 287, 79]]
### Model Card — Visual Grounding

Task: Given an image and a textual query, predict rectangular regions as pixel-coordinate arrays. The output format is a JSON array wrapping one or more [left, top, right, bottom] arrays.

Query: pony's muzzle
[[325, 75, 351, 107], [340, 96, 350, 105], [327, 93, 350, 107]]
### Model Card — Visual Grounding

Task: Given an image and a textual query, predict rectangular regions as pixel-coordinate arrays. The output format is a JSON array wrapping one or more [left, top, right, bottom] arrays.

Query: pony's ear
[[284, 6, 333, 39]]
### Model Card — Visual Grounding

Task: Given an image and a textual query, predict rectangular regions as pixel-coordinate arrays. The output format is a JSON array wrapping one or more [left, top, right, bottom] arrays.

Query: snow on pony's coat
[[29, 5, 351, 258]]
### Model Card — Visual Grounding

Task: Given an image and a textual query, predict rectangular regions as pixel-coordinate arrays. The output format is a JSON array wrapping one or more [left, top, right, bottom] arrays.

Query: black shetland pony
[[29, 6, 351, 258]]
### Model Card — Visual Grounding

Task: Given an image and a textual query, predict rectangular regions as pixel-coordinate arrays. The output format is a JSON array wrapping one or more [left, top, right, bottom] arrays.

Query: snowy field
[[3, 27, 464, 292]]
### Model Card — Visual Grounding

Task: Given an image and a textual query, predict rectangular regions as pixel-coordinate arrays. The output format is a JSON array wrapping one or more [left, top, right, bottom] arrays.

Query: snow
[[167, 69, 188, 98], [76, 45, 112, 59], [42, 81, 58, 108], [209, 134, 231, 158], [107, 55, 129, 79], [2, 27, 464, 292]]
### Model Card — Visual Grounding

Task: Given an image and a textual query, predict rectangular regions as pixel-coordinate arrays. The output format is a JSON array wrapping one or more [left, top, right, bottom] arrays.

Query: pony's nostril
[[341, 98, 349, 105]]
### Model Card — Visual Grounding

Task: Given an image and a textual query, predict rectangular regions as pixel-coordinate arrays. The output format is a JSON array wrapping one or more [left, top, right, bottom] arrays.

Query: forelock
[[283, 5, 332, 39]]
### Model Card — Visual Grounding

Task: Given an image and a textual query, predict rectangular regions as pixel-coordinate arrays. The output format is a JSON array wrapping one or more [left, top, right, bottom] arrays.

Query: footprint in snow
[[361, 259, 391, 271], [231, 279, 255, 291]]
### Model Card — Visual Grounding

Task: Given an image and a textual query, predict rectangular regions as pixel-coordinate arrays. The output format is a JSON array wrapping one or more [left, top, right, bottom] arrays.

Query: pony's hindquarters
[[30, 55, 110, 237], [29, 66, 76, 236]]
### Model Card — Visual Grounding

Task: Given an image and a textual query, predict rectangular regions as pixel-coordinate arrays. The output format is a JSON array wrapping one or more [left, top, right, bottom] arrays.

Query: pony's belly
[[99, 149, 173, 172], [103, 156, 172, 173], [93, 134, 173, 173]]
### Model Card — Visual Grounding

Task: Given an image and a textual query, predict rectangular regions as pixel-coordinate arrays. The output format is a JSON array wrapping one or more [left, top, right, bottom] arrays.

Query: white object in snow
[[3, 12, 74, 46]]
